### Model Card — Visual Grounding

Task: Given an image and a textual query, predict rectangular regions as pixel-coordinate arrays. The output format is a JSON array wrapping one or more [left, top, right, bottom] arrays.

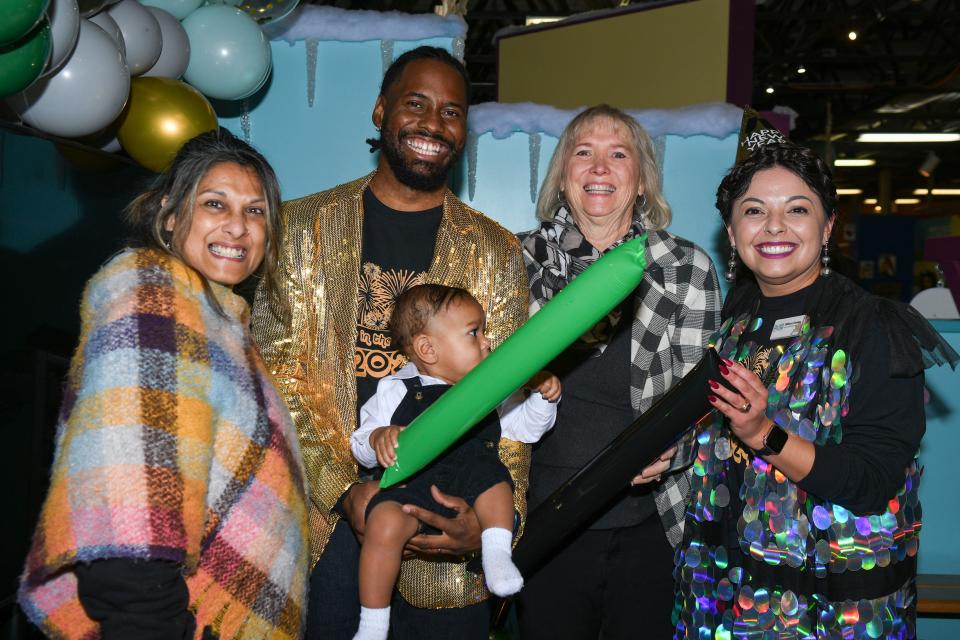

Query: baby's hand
[[527, 371, 562, 402], [370, 426, 404, 467]]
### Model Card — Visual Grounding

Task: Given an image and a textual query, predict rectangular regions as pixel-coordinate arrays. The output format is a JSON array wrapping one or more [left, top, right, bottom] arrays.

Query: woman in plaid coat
[[517, 105, 721, 639], [19, 130, 309, 640]]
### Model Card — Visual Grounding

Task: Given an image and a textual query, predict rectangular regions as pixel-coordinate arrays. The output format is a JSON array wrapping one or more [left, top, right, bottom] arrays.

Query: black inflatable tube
[[513, 348, 728, 577]]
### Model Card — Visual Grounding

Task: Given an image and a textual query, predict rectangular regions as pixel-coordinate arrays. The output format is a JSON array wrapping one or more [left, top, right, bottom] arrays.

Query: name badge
[[769, 315, 806, 340]]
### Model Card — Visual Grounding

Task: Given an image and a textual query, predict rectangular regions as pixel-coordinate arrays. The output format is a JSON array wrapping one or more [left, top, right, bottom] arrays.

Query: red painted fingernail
[[708, 395, 718, 403], [719, 364, 729, 375], [722, 358, 733, 366], [708, 380, 720, 389]]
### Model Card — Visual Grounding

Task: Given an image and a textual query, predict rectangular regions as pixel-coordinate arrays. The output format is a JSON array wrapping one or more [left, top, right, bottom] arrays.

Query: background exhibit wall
[[216, 38, 739, 266], [1, 19, 957, 639]]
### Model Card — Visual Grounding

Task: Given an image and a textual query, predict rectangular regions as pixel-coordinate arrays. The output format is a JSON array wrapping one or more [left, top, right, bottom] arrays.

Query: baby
[[350, 284, 561, 640]]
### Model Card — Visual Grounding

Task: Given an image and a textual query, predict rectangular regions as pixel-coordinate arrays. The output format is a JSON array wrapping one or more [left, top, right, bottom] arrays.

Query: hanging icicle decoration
[[381, 40, 395, 77], [528, 132, 541, 204], [452, 37, 465, 62], [466, 130, 479, 201], [306, 37, 318, 107], [653, 135, 667, 182], [241, 99, 252, 143]]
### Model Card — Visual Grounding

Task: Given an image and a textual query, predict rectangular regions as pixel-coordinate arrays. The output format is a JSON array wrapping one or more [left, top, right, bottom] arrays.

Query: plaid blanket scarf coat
[[19, 249, 309, 639], [521, 209, 721, 547]]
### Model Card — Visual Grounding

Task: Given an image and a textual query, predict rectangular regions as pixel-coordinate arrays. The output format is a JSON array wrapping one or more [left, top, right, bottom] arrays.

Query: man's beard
[[378, 119, 462, 192]]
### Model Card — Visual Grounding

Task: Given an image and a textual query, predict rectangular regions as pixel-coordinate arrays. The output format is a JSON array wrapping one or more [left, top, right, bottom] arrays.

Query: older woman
[[517, 104, 721, 639], [673, 142, 957, 639], [19, 130, 309, 640]]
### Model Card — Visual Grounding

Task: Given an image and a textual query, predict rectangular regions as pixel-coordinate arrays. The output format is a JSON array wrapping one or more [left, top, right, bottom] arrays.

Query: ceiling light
[[765, 86, 774, 94], [913, 188, 960, 196], [836, 188, 863, 195], [857, 133, 960, 142], [863, 198, 878, 204], [874, 205, 882, 213], [918, 151, 940, 177], [525, 16, 563, 25], [848, 30, 858, 40], [797, 65, 806, 74], [894, 198, 920, 205], [835, 158, 876, 167]]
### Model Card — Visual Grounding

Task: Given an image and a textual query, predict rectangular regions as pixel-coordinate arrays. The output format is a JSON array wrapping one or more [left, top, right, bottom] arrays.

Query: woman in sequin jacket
[[672, 142, 957, 639]]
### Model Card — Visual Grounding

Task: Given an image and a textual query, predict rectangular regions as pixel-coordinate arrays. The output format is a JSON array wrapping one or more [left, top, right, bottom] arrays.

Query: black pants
[[306, 520, 491, 640], [517, 516, 676, 640]]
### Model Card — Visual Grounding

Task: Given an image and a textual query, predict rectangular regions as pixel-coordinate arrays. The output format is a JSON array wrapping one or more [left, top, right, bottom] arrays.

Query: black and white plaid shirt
[[521, 209, 721, 547]]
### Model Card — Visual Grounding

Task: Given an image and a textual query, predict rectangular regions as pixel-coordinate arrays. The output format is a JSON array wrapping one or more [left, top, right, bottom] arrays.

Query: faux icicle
[[241, 100, 252, 143], [528, 132, 541, 204], [306, 38, 318, 107], [653, 135, 666, 182], [452, 37, 465, 62], [466, 130, 478, 201], [380, 40, 394, 77]]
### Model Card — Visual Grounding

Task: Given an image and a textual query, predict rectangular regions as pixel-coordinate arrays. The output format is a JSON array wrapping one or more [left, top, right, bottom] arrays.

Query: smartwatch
[[755, 422, 788, 456]]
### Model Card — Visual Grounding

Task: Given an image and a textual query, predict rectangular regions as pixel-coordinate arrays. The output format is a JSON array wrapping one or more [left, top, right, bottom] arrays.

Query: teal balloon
[[138, 0, 203, 20], [0, 0, 50, 47], [380, 236, 650, 488], [0, 23, 51, 98], [181, 4, 271, 100]]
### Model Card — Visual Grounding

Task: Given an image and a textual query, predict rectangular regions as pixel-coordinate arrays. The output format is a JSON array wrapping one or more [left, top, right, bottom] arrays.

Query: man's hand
[[340, 480, 380, 542], [370, 426, 404, 468], [402, 485, 482, 556]]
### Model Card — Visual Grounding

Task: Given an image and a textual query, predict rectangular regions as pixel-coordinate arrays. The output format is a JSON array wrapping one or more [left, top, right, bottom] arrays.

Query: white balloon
[[143, 7, 189, 78], [107, 0, 160, 75], [45, 0, 81, 74], [9, 20, 130, 138], [138, 0, 204, 21], [89, 10, 125, 58]]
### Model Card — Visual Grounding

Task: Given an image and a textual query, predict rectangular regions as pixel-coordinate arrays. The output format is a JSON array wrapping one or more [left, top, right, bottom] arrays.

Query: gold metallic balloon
[[117, 76, 217, 173]]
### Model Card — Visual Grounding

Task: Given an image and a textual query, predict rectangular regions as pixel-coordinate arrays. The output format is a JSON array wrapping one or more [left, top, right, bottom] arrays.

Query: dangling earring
[[557, 190, 566, 205], [820, 242, 832, 276], [636, 193, 647, 210], [725, 244, 737, 282]]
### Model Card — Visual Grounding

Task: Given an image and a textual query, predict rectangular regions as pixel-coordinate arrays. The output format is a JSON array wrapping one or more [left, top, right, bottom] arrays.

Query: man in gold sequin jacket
[[250, 47, 529, 639]]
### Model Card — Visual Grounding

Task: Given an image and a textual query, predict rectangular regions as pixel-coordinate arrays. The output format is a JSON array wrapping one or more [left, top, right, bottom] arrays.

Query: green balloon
[[380, 235, 649, 488], [0, 0, 50, 47], [0, 23, 51, 98]]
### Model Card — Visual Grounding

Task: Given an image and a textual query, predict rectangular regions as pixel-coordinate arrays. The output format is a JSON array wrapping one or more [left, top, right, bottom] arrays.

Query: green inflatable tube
[[381, 234, 648, 488]]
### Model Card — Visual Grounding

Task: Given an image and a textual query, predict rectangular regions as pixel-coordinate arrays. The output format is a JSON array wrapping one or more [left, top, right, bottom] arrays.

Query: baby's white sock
[[353, 606, 390, 640], [481, 527, 524, 597]]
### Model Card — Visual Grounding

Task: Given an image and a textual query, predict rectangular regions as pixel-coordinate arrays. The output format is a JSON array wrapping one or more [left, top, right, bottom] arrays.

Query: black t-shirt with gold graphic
[[355, 188, 442, 409]]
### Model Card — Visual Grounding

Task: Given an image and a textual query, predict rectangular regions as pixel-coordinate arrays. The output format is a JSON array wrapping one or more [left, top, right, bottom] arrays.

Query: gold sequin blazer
[[251, 173, 530, 608]]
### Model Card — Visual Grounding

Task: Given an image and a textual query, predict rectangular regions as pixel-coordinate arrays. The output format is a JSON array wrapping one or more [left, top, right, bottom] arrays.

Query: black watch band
[[755, 422, 788, 456]]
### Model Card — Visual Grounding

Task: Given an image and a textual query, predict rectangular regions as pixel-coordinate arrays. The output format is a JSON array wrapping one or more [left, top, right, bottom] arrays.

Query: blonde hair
[[536, 104, 671, 230]]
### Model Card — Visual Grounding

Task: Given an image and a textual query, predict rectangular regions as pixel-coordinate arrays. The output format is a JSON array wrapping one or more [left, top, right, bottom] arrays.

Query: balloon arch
[[0, 0, 298, 173]]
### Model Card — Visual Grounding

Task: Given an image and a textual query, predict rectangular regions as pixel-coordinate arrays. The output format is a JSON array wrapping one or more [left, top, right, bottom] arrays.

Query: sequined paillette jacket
[[250, 173, 530, 609], [673, 274, 957, 639]]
